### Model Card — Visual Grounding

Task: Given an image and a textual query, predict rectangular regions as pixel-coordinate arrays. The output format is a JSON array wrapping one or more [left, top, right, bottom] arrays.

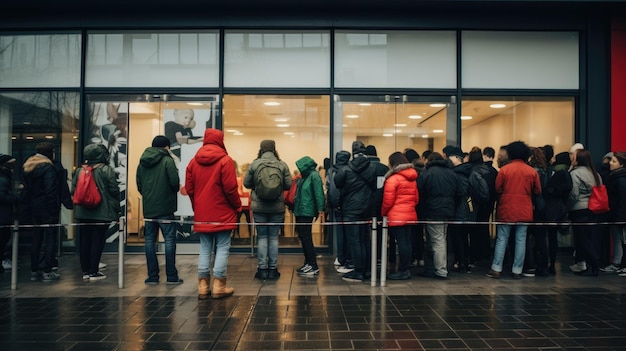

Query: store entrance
[[332, 94, 457, 159], [85, 94, 218, 253]]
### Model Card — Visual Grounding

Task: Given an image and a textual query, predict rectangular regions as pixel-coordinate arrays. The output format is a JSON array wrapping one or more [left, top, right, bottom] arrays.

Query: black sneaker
[[298, 264, 319, 276], [144, 278, 159, 284], [166, 278, 184, 285], [89, 272, 106, 281], [267, 268, 281, 279], [296, 264, 309, 274], [255, 268, 268, 280], [388, 270, 411, 280], [342, 271, 364, 282]]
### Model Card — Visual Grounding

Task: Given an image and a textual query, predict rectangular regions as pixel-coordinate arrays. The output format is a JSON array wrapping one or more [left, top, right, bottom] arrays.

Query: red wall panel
[[612, 19, 626, 152]]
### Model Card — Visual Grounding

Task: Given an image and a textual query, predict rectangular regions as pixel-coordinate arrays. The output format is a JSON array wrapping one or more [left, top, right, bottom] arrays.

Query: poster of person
[[163, 108, 211, 241], [88, 102, 128, 243]]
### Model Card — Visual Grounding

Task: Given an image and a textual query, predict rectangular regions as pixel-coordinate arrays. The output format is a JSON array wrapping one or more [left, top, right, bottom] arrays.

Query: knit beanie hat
[[260, 140, 276, 152], [569, 143, 584, 154], [152, 135, 171, 148]]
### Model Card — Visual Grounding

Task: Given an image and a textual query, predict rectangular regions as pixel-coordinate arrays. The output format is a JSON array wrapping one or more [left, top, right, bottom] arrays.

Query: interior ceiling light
[[187, 102, 203, 106], [233, 132, 244, 136], [422, 134, 429, 138], [45, 135, 54, 139], [408, 115, 422, 119], [276, 124, 290, 127], [394, 123, 407, 127], [264, 101, 281, 106], [382, 133, 393, 137], [274, 118, 290, 122], [346, 114, 359, 119], [225, 129, 239, 133], [283, 132, 295, 135], [490, 103, 506, 108], [460, 116, 473, 120], [26, 136, 34, 140], [433, 129, 444, 133], [358, 103, 371, 106], [430, 103, 446, 108]]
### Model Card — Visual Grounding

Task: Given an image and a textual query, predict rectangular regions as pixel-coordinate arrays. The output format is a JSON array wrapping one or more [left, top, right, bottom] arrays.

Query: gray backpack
[[254, 161, 284, 200]]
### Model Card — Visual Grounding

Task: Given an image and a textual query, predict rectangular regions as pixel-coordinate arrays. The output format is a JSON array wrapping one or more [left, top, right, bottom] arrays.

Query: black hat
[[152, 135, 171, 148], [446, 146, 465, 158], [260, 140, 276, 152], [0, 153, 16, 165], [404, 149, 420, 162], [365, 145, 377, 157], [554, 152, 570, 166]]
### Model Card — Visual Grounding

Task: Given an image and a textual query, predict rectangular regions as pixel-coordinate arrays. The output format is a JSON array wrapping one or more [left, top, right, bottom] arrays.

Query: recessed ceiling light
[[187, 102, 203, 106], [346, 114, 359, 119], [226, 129, 239, 133], [460, 116, 473, 120], [26, 136, 34, 140], [45, 135, 54, 139], [430, 103, 446, 108], [422, 134, 429, 138], [394, 123, 407, 127], [383, 133, 393, 137], [23, 122, 31, 125], [233, 132, 244, 136], [284, 132, 294, 135], [358, 103, 371, 106], [274, 118, 290, 122], [12, 136, 17, 140], [408, 115, 422, 119], [490, 103, 506, 108], [264, 101, 281, 106], [276, 124, 290, 127], [433, 129, 444, 133], [342, 124, 348, 127]]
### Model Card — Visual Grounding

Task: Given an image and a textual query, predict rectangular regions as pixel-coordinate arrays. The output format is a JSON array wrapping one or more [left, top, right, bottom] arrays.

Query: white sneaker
[[42, 271, 60, 281], [89, 271, 107, 281], [336, 266, 354, 274], [2, 259, 12, 269], [569, 262, 587, 272], [333, 258, 340, 266], [98, 262, 107, 270]]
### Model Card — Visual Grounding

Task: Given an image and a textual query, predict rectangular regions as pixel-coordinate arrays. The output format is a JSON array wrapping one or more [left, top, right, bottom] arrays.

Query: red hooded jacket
[[381, 164, 419, 226], [185, 129, 242, 233]]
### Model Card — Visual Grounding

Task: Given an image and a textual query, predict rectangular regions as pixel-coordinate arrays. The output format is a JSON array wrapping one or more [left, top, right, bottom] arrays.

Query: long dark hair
[[257, 149, 281, 161], [575, 149, 601, 185]]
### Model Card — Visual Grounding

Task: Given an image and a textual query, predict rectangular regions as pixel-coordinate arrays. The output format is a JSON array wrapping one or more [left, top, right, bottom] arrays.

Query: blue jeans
[[491, 224, 528, 274], [198, 230, 231, 279], [424, 221, 448, 277], [253, 212, 283, 269], [144, 215, 179, 281]]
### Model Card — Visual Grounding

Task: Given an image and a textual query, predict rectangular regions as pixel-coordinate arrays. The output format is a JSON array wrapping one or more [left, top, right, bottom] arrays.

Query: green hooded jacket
[[293, 156, 325, 217], [136, 147, 179, 218], [72, 144, 120, 222]]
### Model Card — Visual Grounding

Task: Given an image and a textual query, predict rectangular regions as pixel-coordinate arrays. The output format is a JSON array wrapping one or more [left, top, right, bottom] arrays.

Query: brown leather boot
[[212, 277, 234, 299], [198, 277, 210, 300]]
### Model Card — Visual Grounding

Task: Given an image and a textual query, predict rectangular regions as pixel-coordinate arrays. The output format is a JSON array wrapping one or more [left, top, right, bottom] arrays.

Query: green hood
[[296, 156, 317, 177], [139, 147, 170, 168]]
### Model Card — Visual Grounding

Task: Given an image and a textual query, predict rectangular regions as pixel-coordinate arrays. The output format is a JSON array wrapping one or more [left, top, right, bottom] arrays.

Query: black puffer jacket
[[417, 159, 459, 220], [21, 154, 59, 220], [0, 166, 17, 225], [607, 167, 626, 222], [334, 155, 377, 219], [368, 155, 390, 218], [543, 164, 573, 222]]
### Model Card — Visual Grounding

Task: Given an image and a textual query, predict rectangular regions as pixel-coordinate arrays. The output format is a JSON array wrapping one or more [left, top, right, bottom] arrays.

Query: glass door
[[333, 95, 457, 160], [85, 94, 218, 253]]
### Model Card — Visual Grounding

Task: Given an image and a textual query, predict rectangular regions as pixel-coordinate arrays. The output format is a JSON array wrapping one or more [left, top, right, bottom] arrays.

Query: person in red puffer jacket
[[381, 152, 419, 280], [185, 128, 241, 299]]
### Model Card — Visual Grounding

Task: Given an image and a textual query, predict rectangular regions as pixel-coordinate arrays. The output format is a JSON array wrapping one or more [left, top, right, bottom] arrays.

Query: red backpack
[[73, 165, 102, 208], [284, 176, 301, 211]]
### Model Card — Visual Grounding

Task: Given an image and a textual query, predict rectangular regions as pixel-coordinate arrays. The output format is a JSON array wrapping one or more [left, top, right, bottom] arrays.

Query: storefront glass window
[[86, 31, 219, 87], [334, 31, 456, 88], [222, 94, 331, 248], [0, 91, 80, 248], [0, 34, 81, 88], [224, 31, 330, 87], [461, 96, 575, 155]]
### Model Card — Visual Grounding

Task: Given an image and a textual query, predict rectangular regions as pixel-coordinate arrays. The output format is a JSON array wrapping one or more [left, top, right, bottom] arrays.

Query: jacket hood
[[453, 162, 474, 177], [426, 159, 451, 169], [82, 144, 109, 165], [139, 147, 170, 168], [334, 151, 351, 167], [352, 141, 366, 155], [385, 163, 417, 180], [296, 156, 317, 176], [195, 129, 228, 166], [22, 154, 52, 174], [610, 167, 626, 180]]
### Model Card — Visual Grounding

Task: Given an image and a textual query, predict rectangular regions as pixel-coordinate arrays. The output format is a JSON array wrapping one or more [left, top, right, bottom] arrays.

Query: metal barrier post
[[249, 208, 255, 257], [10, 220, 19, 290], [118, 217, 125, 289], [380, 217, 388, 287], [370, 217, 377, 287]]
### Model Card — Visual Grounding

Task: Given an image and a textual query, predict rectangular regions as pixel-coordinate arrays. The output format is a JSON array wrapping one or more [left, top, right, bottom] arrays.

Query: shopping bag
[[588, 184, 610, 214]]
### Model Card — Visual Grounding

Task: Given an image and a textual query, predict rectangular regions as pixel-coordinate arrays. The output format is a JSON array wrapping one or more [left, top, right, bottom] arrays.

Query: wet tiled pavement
[[1, 253, 626, 350]]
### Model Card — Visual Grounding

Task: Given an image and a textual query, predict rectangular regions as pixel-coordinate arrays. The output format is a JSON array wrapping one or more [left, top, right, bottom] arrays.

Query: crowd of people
[[1, 130, 626, 299]]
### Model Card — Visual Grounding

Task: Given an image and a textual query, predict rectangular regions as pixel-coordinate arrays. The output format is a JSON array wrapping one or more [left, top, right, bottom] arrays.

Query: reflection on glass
[[223, 95, 330, 248]]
